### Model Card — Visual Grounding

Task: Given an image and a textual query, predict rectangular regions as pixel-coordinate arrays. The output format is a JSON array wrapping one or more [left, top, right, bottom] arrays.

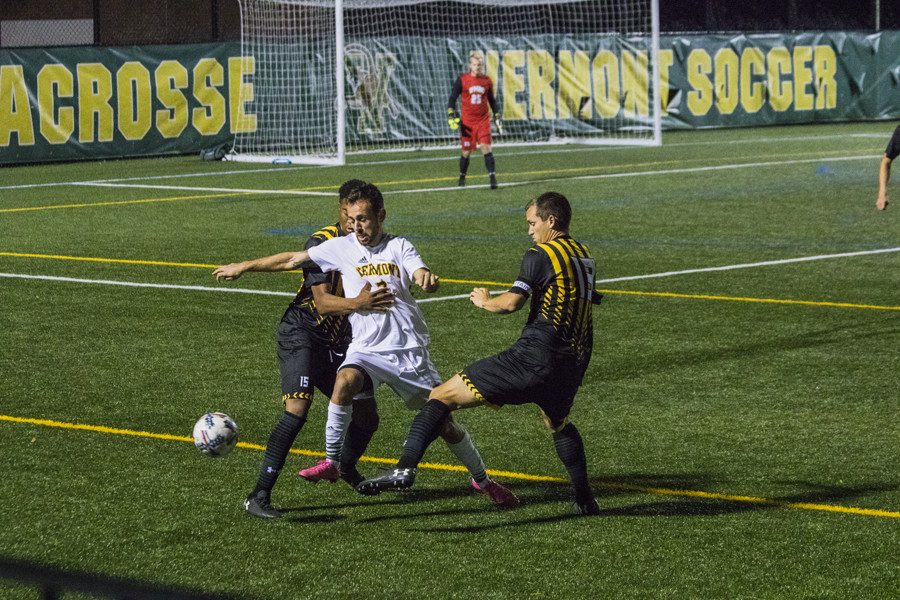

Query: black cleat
[[572, 497, 600, 516], [357, 468, 417, 494], [489, 174, 498, 189], [244, 491, 281, 519], [458, 174, 466, 187], [340, 464, 365, 488]]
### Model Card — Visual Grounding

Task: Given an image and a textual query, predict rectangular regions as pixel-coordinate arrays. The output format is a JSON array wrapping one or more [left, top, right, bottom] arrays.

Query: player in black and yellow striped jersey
[[214, 180, 394, 519], [359, 192, 602, 515]]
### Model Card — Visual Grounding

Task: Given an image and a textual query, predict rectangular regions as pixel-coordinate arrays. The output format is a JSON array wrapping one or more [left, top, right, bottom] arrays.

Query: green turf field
[[1, 122, 898, 599]]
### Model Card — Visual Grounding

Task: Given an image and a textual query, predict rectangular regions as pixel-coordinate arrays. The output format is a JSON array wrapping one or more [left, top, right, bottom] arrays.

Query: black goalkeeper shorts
[[460, 339, 586, 429]]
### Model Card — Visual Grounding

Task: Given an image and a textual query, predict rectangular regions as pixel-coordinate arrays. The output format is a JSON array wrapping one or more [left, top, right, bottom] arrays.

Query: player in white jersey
[[215, 183, 518, 507]]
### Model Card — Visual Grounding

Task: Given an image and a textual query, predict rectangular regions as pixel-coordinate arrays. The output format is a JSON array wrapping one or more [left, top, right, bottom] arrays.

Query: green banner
[[659, 32, 900, 128], [0, 43, 252, 165], [1, 32, 898, 165]]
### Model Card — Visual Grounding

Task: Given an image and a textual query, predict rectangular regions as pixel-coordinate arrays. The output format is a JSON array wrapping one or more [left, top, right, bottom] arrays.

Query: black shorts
[[276, 336, 347, 404], [461, 340, 585, 429]]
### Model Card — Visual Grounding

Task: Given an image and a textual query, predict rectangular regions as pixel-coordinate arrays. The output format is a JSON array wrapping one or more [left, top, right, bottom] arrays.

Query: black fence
[[1, 0, 898, 48]]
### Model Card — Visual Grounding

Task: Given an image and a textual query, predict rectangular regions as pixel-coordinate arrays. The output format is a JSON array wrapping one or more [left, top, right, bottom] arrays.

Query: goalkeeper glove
[[448, 108, 461, 130], [493, 113, 503, 134]]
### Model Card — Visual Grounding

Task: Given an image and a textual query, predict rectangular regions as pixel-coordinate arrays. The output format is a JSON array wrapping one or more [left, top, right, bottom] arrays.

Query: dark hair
[[526, 192, 571, 231], [345, 182, 385, 214], [338, 179, 366, 201]]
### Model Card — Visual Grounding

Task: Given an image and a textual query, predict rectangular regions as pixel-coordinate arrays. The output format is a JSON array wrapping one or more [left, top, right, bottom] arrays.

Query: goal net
[[231, 0, 660, 164]]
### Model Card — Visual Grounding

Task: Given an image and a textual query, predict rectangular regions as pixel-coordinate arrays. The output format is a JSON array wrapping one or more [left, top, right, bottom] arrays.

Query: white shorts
[[341, 347, 441, 410]]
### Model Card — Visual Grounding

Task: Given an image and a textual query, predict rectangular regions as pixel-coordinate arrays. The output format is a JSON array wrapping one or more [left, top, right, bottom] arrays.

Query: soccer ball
[[192, 412, 238, 457]]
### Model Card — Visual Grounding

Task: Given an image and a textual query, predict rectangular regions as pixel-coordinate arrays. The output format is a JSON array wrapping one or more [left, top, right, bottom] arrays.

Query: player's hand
[[419, 271, 440, 293], [493, 114, 503, 134], [448, 108, 461, 131], [876, 194, 889, 210], [213, 262, 246, 281], [355, 281, 394, 312], [470, 287, 491, 308]]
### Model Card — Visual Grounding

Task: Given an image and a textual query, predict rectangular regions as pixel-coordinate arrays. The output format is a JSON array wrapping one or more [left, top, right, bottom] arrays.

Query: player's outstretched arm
[[876, 155, 891, 210], [312, 281, 394, 316], [412, 268, 440, 293], [470, 288, 526, 314], [213, 250, 310, 281]]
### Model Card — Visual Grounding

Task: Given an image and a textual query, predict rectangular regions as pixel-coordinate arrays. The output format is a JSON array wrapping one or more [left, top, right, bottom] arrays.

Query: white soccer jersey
[[307, 233, 431, 353]]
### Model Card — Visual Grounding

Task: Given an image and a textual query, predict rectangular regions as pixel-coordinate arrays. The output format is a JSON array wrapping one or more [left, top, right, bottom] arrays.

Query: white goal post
[[230, 0, 661, 165]]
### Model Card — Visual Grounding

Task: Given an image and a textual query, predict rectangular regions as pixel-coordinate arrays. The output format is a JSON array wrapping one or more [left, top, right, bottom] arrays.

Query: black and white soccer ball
[[192, 412, 238, 457]]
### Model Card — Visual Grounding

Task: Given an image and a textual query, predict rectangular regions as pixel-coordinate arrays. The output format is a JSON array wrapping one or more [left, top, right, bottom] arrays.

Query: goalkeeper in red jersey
[[448, 50, 502, 189]]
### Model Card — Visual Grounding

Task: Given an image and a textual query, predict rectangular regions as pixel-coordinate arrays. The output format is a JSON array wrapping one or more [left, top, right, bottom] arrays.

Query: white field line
[[46, 153, 883, 199], [0, 132, 887, 190], [0, 273, 294, 296], [69, 182, 332, 196], [3, 247, 897, 302], [596, 247, 900, 283]]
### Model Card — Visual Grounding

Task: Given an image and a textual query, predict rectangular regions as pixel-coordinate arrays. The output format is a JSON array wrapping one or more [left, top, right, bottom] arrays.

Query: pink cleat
[[298, 459, 341, 483], [472, 478, 520, 509]]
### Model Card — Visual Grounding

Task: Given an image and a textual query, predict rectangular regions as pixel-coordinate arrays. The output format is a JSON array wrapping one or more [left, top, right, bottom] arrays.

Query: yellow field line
[[0, 191, 255, 213], [2, 413, 896, 519], [1, 251, 896, 311], [0, 251, 218, 269]]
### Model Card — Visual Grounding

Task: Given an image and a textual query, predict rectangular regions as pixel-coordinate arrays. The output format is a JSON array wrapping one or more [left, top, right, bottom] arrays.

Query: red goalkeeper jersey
[[454, 73, 496, 123]]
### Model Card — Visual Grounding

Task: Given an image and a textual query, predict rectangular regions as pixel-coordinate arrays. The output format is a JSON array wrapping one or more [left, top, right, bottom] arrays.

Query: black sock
[[459, 155, 470, 176], [252, 411, 306, 495], [397, 400, 451, 469], [483, 152, 496, 175], [552, 423, 592, 502], [340, 397, 379, 472]]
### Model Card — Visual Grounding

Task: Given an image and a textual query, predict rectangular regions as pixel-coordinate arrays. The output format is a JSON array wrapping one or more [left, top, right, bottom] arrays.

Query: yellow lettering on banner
[[557, 51, 591, 119], [228, 56, 257, 133], [37, 64, 74, 145], [485, 50, 500, 96], [501, 50, 526, 121], [77, 63, 114, 143], [527, 50, 556, 119], [591, 50, 619, 119], [621, 50, 649, 118], [657, 49, 674, 114], [0, 65, 35, 147], [767, 47, 792, 112], [714, 48, 739, 115], [192, 58, 226, 135], [813, 45, 837, 110], [686, 49, 713, 116], [793, 46, 814, 111], [740, 47, 766, 114], [155, 60, 189, 138], [117, 62, 152, 141]]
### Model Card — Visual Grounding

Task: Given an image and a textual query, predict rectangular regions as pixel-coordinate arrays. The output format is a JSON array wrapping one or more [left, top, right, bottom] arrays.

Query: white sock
[[445, 429, 489, 484], [324, 402, 353, 463]]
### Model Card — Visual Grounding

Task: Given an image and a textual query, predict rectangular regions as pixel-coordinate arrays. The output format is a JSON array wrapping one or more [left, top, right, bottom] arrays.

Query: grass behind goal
[[0, 122, 898, 599]]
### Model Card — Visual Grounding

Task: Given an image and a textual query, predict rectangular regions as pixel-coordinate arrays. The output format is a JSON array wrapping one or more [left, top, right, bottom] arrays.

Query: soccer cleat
[[357, 468, 417, 494], [297, 459, 341, 483], [572, 497, 601, 516], [340, 464, 364, 487], [244, 491, 281, 519], [458, 174, 466, 187], [489, 174, 498, 190], [471, 479, 520, 509]]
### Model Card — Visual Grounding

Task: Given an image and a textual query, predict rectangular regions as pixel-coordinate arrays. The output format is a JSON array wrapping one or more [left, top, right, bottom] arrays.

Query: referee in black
[[360, 191, 602, 515]]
